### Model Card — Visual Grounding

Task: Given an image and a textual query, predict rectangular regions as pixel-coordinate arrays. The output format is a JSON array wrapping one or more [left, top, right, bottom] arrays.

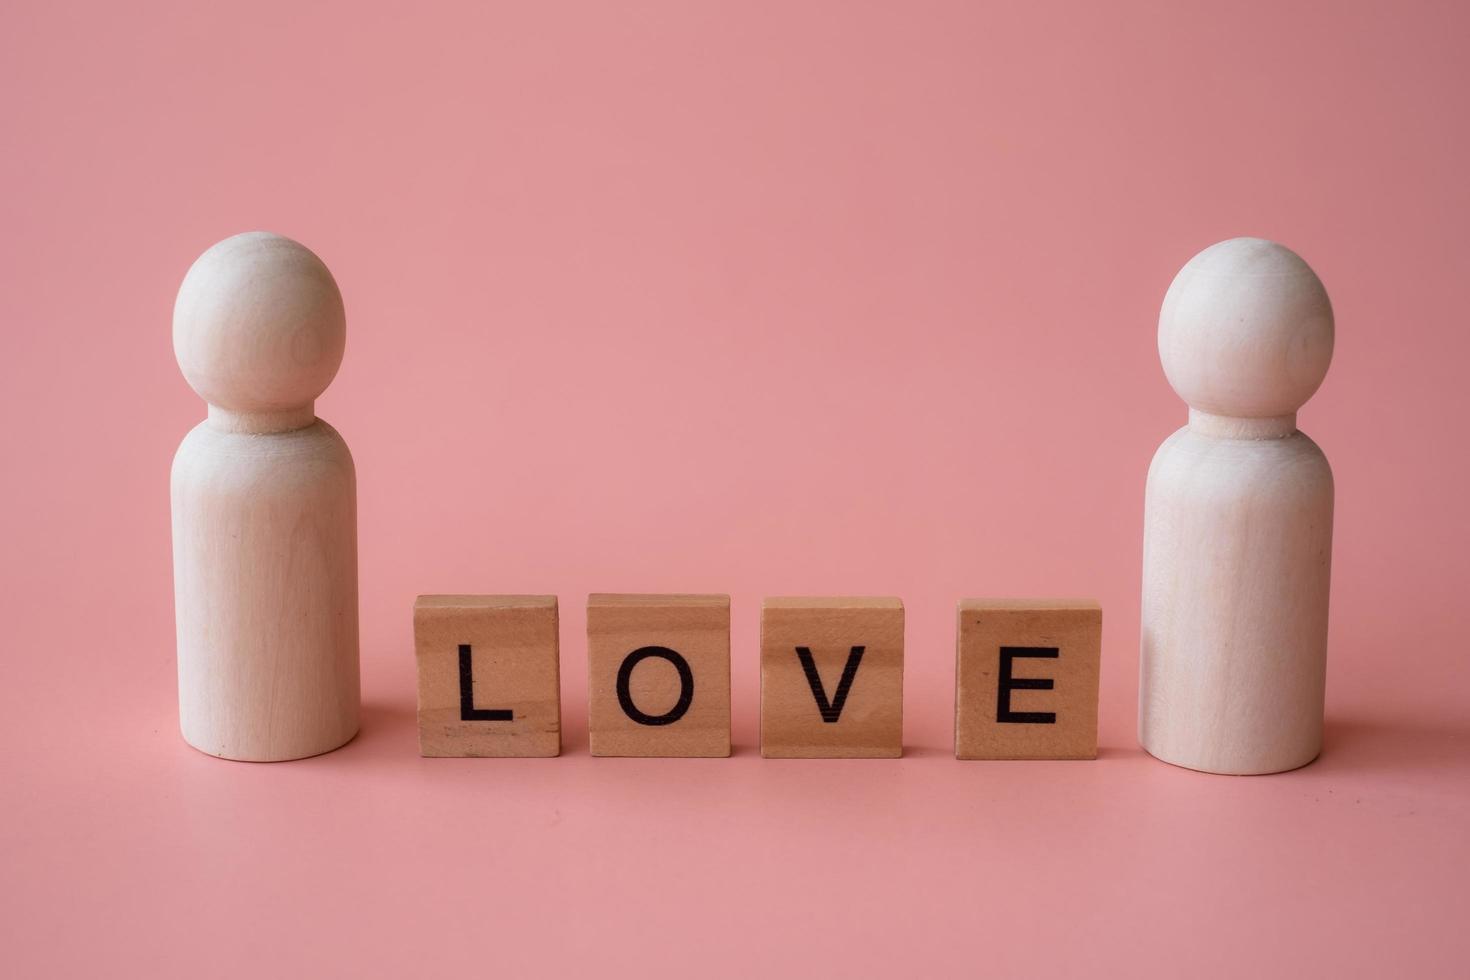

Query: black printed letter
[[616, 646, 694, 726], [996, 646, 1058, 724], [795, 646, 865, 723], [459, 644, 513, 721]]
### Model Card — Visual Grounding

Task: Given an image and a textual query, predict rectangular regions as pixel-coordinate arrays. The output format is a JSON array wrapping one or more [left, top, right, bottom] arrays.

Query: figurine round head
[[1159, 237, 1333, 418], [174, 232, 345, 416]]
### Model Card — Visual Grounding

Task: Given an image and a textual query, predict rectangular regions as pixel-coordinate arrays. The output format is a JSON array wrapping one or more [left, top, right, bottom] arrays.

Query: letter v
[[795, 646, 865, 723]]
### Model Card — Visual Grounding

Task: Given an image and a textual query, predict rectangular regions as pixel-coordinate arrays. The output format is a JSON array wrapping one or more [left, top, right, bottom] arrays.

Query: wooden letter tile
[[955, 598, 1101, 760], [587, 594, 731, 758], [760, 597, 903, 758], [414, 595, 561, 758]]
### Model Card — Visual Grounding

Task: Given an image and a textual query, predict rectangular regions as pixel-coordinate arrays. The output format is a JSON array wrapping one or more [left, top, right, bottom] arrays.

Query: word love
[[414, 594, 1102, 760]]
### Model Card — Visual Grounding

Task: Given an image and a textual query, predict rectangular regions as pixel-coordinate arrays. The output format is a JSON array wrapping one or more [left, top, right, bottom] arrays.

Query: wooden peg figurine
[[172, 232, 360, 761], [1140, 238, 1334, 775]]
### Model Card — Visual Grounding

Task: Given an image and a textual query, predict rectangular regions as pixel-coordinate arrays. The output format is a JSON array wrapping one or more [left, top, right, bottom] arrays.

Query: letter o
[[616, 646, 694, 726]]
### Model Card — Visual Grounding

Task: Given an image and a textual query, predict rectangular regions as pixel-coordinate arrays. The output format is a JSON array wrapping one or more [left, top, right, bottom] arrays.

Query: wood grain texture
[[173, 421, 360, 761], [1140, 238, 1334, 775], [414, 596, 560, 758], [586, 594, 731, 758], [955, 599, 1100, 760], [760, 597, 903, 758], [1141, 428, 1332, 773], [172, 233, 359, 762]]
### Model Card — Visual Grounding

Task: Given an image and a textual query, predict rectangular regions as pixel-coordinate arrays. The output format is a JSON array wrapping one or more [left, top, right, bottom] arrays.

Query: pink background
[[3, 2, 1468, 976]]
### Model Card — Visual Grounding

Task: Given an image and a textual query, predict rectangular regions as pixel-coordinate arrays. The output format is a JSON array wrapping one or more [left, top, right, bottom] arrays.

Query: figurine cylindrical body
[[1140, 420, 1332, 774], [173, 418, 360, 760]]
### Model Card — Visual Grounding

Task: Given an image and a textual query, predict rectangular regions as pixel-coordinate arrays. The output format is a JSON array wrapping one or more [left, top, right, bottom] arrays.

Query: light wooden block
[[414, 595, 561, 758], [954, 599, 1101, 760], [760, 597, 903, 758], [586, 594, 731, 758]]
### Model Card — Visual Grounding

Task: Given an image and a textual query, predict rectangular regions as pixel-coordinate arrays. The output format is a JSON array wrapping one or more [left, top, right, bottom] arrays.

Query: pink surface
[[3, 2, 1468, 976]]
